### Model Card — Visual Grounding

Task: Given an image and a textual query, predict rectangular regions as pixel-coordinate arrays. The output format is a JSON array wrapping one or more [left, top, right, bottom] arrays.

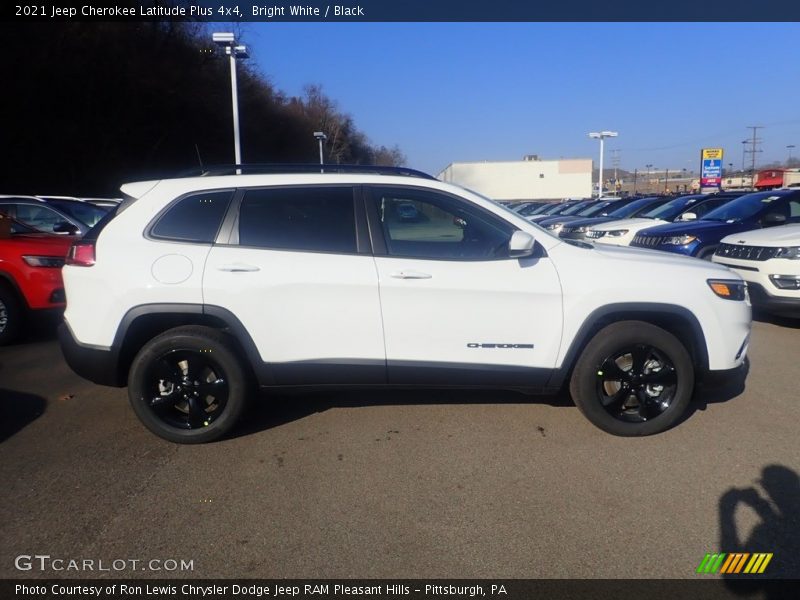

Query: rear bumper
[[58, 323, 124, 387]]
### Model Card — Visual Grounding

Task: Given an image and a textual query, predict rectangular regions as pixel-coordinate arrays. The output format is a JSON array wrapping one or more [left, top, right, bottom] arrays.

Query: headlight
[[707, 279, 747, 301], [775, 246, 800, 260], [663, 235, 698, 245], [546, 223, 564, 232], [568, 226, 587, 233], [586, 230, 606, 239], [605, 229, 629, 237], [22, 255, 66, 268]]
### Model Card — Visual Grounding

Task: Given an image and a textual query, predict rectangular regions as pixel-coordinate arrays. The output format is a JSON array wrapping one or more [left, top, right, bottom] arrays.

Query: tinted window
[[151, 191, 233, 243], [238, 187, 356, 253], [609, 197, 666, 218], [14, 204, 67, 232], [702, 191, 798, 223], [642, 195, 704, 220], [47, 199, 108, 227], [372, 188, 512, 260]]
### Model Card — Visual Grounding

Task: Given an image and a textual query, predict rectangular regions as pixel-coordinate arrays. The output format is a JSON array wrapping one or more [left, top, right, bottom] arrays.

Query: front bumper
[[746, 283, 800, 317]]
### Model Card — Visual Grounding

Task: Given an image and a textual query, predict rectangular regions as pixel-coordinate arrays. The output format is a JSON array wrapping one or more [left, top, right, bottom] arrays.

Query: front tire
[[569, 321, 694, 436], [127, 326, 250, 443]]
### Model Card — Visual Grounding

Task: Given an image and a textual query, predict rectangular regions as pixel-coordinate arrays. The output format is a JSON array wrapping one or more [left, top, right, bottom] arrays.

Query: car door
[[203, 185, 386, 385], [365, 185, 564, 387]]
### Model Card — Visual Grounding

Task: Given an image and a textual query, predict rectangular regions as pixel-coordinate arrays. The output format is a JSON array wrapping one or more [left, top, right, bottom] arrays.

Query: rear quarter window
[[150, 190, 234, 243]]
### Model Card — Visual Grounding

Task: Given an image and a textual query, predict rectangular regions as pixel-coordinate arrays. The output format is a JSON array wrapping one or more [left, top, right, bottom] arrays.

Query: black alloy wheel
[[570, 321, 694, 436], [128, 326, 249, 443], [596, 344, 677, 423], [144, 349, 229, 430]]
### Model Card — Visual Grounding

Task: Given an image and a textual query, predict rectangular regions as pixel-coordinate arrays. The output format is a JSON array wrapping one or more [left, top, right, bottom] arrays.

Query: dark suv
[[630, 190, 800, 259]]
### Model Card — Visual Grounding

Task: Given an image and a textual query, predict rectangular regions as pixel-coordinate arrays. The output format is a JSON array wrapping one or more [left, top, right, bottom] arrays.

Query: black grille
[[632, 235, 664, 248], [716, 243, 780, 261]]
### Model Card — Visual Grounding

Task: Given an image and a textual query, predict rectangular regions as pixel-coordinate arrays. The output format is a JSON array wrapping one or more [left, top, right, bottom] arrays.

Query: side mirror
[[762, 212, 787, 226], [509, 230, 537, 258], [53, 221, 80, 235], [679, 212, 697, 221]]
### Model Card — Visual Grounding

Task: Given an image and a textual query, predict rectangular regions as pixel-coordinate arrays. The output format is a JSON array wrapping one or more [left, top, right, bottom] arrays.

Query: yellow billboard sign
[[702, 148, 724, 160]]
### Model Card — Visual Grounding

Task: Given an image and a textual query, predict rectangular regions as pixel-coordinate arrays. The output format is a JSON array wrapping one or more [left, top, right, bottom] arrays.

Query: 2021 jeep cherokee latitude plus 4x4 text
[[58, 165, 751, 443]]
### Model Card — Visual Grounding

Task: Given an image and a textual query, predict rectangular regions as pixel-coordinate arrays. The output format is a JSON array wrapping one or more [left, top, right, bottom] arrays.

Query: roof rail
[[174, 163, 436, 180]]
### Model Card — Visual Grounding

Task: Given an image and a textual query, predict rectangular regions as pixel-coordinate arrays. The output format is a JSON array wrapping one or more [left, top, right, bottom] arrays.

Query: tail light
[[66, 240, 96, 266]]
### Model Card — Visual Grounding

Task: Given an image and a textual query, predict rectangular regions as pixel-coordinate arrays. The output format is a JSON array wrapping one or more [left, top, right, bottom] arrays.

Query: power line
[[745, 125, 764, 190]]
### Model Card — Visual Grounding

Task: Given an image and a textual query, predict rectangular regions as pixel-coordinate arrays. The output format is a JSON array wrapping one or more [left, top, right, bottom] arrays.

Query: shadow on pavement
[[680, 358, 749, 427], [232, 387, 569, 440], [0, 388, 47, 443], [719, 464, 800, 592]]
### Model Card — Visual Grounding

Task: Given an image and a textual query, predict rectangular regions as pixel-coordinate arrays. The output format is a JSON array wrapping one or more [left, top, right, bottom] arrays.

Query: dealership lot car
[[59, 165, 750, 443], [0, 195, 109, 236], [713, 223, 800, 317], [558, 196, 671, 241], [587, 192, 745, 246], [631, 189, 800, 259], [0, 214, 71, 345]]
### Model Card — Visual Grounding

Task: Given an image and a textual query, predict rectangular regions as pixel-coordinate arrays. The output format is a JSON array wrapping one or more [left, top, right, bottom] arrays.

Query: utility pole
[[633, 168, 638, 195], [611, 149, 620, 193], [745, 126, 763, 190]]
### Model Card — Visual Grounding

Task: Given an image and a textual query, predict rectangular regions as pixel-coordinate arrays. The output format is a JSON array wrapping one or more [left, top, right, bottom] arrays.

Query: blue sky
[[235, 22, 800, 175]]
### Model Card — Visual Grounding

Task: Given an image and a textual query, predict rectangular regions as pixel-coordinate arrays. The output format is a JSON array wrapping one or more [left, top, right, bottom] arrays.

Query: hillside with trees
[[1, 22, 405, 196]]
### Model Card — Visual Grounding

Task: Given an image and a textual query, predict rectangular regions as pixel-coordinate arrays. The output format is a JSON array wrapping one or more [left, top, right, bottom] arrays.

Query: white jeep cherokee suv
[[58, 165, 751, 443]]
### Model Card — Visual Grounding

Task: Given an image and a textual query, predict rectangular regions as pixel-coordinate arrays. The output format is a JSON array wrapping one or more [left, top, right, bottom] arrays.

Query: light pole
[[213, 32, 249, 173], [313, 131, 327, 170], [588, 131, 618, 198], [645, 164, 653, 194], [788, 144, 796, 165]]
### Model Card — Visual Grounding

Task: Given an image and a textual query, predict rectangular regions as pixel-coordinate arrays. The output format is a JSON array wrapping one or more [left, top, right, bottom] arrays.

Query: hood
[[635, 219, 749, 237], [588, 241, 731, 274], [720, 224, 800, 247], [536, 215, 586, 227], [560, 216, 619, 229], [590, 217, 664, 232]]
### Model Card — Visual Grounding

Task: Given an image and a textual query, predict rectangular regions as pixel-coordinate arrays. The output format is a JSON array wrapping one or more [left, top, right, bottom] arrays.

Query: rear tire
[[127, 326, 250, 443], [569, 321, 694, 436], [0, 285, 23, 346]]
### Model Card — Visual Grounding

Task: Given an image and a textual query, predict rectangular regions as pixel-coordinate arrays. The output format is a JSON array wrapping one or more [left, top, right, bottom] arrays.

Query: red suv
[[0, 214, 72, 345]]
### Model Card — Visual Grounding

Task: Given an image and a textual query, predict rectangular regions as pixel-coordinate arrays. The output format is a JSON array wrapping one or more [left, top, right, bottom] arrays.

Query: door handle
[[390, 270, 432, 279], [217, 263, 261, 272]]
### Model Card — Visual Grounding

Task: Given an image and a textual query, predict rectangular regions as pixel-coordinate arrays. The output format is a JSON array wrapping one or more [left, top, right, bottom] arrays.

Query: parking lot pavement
[[1, 318, 798, 579]]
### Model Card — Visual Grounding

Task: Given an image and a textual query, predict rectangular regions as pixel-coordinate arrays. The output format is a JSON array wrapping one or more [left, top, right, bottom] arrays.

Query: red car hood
[[0, 233, 73, 255]]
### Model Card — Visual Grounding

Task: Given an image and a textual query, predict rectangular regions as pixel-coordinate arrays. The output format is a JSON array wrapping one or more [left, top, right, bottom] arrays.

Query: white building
[[437, 156, 592, 201]]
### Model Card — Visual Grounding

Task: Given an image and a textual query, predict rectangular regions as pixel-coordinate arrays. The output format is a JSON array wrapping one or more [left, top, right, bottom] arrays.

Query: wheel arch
[[0, 271, 27, 308], [113, 304, 271, 387], [550, 303, 709, 389]]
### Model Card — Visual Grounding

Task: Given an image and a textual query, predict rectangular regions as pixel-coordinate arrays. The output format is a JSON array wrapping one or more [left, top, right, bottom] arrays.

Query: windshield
[[557, 200, 593, 216], [607, 197, 664, 218], [642, 195, 704, 221], [701, 191, 787, 223], [47, 199, 108, 227], [578, 200, 614, 217]]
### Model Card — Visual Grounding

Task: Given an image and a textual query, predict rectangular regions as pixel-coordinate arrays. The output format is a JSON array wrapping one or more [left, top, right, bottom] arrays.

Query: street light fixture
[[588, 131, 618, 198], [213, 32, 249, 174], [314, 131, 328, 173], [313, 131, 327, 168], [645, 163, 653, 193]]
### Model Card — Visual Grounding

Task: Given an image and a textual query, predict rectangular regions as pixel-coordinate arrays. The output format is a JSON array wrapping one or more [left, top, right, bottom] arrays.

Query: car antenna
[[194, 143, 205, 174]]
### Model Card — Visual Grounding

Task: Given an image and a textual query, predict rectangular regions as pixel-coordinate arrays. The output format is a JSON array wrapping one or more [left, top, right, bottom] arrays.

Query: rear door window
[[237, 186, 357, 253]]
